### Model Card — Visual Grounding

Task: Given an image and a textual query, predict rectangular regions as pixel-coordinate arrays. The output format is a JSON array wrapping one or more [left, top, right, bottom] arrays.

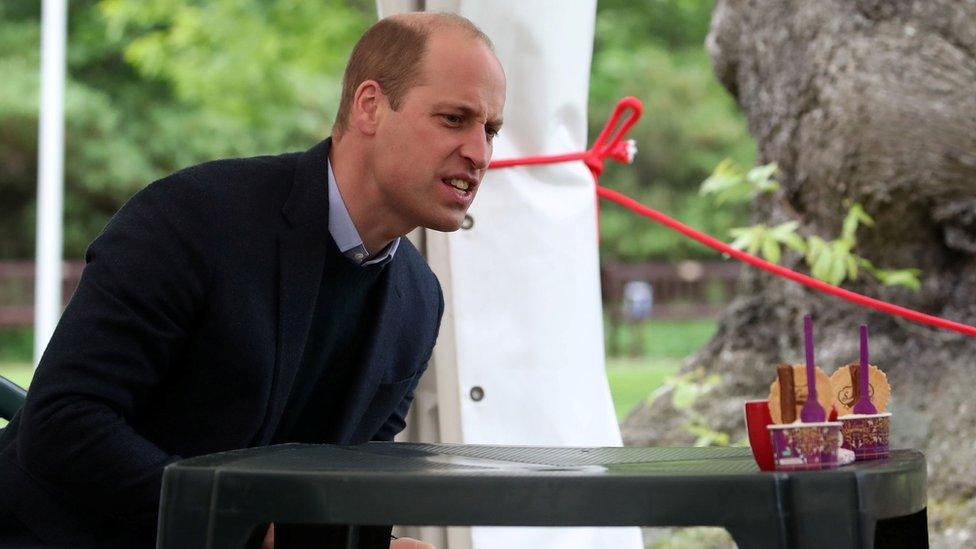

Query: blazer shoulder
[[122, 150, 304, 231], [165, 151, 303, 199]]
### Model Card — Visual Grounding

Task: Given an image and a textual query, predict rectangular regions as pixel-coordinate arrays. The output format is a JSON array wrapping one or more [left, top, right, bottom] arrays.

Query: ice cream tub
[[839, 412, 891, 460], [768, 421, 843, 471]]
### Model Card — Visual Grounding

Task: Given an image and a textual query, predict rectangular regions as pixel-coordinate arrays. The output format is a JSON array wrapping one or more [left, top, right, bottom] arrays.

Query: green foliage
[[1, 0, 745, 262], [0, 0, 372, 258], [606, 357, 682, 421], [650, 368, 730, 446], [859, 260, 923, 292], [728, 221, 805, 264], [0, 328, 33, 363], [606, 316, 719, 359], [700, 159, 779, 205], [700, 160, 923, 290], [100, 0, 368, 127], [595, 0, 716, 50], [591, 2, 755, 261]]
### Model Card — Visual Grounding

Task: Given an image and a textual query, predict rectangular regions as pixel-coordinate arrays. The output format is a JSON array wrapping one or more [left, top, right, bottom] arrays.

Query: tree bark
[[621, 1, 976, 545]]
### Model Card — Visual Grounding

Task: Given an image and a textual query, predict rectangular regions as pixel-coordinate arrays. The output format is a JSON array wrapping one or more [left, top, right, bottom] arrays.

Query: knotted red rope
[[488, 97, 976, 338]]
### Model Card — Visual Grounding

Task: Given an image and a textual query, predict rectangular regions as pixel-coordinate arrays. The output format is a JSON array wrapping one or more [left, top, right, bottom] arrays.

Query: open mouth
[[443, 178, 473, 196]]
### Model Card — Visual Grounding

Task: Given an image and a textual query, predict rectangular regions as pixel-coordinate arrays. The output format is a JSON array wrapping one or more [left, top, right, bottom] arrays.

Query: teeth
[[447, 179, 470, 191]]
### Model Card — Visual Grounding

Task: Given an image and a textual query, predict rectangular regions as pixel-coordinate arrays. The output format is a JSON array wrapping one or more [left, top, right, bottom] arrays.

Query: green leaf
[[745, 163, 779, 191], [805, 236, 828, 266], [768, 221, 806, 254], [854, 203, 875, 227], [846, 254, 859, 280], [842, 203, 877, 243], [811, 245, 834, 282], [858, 257, 878, 273], [672, 383, 698, 410], [828, 253, 847, 285], [728, 225, 765, 255], [842, 209, 860, 243], [729, 234, 752, 251], [761, 236, 781, 263], [768, 220, 799, 239], [832, 239, 852, 256], [701, 160, 779, 204], [746, 230, 764, 255], [699, 158, 744, 201], [874, 268, 923, 291], [780, 232, 807, 254]]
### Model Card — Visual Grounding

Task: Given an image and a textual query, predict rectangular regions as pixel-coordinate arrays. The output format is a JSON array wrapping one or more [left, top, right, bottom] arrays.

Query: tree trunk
[[621, 1, 976, 545]]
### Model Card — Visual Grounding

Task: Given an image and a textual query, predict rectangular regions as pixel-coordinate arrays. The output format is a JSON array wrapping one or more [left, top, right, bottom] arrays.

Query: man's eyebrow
[[435, 103, 503, 127]]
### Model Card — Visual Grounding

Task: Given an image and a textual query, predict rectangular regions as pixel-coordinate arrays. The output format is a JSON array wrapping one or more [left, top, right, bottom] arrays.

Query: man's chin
[[423, 217, 465, 233]]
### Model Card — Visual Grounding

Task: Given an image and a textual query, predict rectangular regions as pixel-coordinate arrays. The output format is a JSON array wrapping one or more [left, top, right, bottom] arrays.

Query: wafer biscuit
[[767, 364, 833, 424]]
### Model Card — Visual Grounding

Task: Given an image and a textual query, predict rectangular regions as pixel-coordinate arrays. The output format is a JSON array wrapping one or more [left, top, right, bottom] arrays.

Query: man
[[0, 12, 505, 548]]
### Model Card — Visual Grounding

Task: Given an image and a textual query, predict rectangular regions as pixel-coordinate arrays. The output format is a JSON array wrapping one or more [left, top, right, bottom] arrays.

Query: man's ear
[[351, 80, 385, 136]]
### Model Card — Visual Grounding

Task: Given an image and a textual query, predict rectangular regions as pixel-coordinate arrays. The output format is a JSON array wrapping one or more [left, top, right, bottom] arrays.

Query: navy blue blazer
[[0, 138, 443, 546]]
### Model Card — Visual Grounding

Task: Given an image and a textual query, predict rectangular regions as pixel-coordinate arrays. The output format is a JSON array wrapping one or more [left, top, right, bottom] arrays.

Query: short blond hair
[[332, 13, 493, 136]]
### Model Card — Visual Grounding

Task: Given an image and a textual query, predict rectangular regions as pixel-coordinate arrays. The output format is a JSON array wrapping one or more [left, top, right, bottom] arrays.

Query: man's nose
[[460, 126, 491, 171]]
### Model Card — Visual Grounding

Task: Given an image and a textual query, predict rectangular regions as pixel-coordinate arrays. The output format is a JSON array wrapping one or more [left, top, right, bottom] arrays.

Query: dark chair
[[0, 374, 27, 421]]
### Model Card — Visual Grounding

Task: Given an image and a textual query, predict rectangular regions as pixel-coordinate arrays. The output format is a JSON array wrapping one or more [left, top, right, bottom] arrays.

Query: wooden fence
[[0, 261, 85, 327], [601, 260, 741, 318], [0, 260, 742, 327]]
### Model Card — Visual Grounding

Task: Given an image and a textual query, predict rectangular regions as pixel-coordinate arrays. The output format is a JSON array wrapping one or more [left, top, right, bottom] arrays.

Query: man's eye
[[486, 127, 500, 142], [442, 114, 463, 126]]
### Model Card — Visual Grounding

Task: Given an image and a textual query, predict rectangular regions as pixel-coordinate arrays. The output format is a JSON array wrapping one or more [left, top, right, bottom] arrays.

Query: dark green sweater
[[272, 236, 386, 443]]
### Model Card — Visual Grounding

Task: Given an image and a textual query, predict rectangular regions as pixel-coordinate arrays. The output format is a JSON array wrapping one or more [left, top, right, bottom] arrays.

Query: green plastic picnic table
[[157, 443, 927, 549]]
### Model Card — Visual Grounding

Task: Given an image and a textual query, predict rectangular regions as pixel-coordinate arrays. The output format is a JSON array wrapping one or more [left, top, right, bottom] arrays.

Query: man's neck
[[329, 138, 410, 255]]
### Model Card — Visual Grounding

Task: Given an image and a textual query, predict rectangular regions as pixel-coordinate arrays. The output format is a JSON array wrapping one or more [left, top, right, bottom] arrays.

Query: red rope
[[490, 96, 642, 179], [488, 97, 976, 338]]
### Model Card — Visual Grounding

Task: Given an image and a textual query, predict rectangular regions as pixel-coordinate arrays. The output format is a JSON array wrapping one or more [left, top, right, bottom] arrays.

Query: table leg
[[207, 516, 265, 549], [343, 525, 360, 549], [874, 508, 928, 549], [793, 510, 873, 548], [731, 507, 929, 548], [724, 515, 789, 549]]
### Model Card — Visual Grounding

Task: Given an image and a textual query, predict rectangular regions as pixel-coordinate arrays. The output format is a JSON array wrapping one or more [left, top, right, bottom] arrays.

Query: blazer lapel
[[253, 139, 333, 446]]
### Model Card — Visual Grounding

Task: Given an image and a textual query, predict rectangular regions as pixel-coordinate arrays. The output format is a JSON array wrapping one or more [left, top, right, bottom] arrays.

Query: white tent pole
[[33, 0, 68, 367]]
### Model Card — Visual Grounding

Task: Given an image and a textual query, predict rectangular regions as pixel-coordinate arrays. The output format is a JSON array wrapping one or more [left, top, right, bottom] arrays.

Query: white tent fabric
[[380, 1, 642, 548]]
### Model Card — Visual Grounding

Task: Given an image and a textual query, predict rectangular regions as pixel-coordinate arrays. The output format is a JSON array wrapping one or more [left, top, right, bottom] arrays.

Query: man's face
[[370, 29, 506, 232]]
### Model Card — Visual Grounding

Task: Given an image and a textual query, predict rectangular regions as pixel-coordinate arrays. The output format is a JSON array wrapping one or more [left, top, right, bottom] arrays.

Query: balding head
[[332, 12, 494, 136]]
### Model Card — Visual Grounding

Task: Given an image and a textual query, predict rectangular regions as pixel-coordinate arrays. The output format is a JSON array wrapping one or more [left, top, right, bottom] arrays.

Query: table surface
[[158, 443, 926, 547]]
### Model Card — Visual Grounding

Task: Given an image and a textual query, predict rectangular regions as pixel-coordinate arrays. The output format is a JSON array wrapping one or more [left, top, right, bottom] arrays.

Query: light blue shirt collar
[[327, 161, 399, 266]]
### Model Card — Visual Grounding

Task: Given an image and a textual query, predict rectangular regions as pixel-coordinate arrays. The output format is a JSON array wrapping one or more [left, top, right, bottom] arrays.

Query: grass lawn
[[606, 357, 682, 420], [0, 361, 32, 390], [604, 318, 717, 422]]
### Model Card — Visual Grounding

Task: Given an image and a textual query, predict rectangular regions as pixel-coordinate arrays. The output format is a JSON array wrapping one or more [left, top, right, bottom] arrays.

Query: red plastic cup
[[744, 399, 775, 471]]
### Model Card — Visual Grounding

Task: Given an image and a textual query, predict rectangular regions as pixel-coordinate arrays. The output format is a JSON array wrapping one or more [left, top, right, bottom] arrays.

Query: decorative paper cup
[[767, 421, 843, 471], [744, 400, 775, 471], [839, 412, 891, 460]]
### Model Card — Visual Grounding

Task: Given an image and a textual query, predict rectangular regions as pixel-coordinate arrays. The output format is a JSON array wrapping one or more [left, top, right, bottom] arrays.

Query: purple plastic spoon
[[853, 324, 878, 415], [799, 314, 827, 422]]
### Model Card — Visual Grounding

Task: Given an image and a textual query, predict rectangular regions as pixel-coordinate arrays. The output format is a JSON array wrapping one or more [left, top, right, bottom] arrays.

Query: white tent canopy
[[381, 2, 642, 548]]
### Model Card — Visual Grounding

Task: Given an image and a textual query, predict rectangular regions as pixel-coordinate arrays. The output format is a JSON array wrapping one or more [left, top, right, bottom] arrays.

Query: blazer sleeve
[[17, 173, 214, 527], [371, 276, 444, 443]]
